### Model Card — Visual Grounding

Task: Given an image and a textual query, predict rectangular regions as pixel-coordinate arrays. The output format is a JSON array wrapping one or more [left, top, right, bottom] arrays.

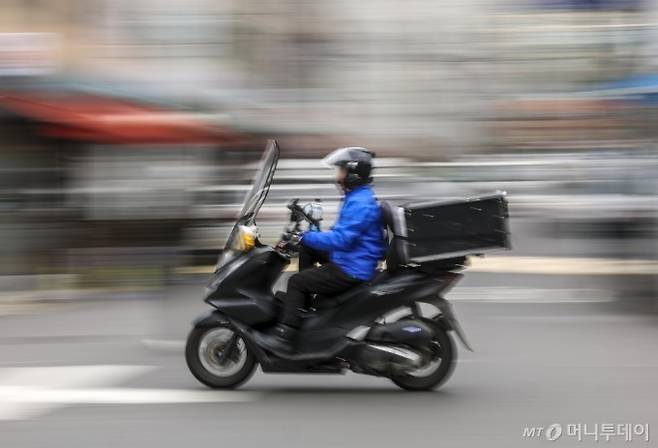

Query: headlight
[[231, 225, 257, 252], [214, 226, 257, 273]]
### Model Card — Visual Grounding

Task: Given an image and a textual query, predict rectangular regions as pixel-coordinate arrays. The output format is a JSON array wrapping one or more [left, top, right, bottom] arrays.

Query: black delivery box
[[403, 191, 510, 262]]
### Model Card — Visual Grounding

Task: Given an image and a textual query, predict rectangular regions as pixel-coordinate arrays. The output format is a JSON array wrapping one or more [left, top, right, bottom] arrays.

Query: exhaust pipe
[[367, 344, 423, 369]]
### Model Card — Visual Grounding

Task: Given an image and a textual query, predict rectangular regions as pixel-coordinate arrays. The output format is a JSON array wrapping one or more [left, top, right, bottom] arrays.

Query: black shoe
[[253, 324, 298, 354]]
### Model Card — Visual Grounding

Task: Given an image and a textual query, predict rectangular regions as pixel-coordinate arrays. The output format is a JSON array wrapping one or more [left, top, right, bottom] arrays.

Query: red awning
[[0, 92, 245, 144]]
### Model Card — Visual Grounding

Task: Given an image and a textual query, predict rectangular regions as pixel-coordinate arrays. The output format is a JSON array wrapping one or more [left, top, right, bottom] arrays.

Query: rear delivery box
[[404, 192, 510, 262]]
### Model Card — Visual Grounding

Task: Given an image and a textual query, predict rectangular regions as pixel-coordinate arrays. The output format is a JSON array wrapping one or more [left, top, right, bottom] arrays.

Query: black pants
[[281, 247, 361, 328], [298, 245, 329, 271]]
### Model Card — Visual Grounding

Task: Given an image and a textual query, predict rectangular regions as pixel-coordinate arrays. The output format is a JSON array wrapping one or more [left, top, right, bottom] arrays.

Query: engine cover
[[365, 319, 434, 349], [351, 343, 424, 375]]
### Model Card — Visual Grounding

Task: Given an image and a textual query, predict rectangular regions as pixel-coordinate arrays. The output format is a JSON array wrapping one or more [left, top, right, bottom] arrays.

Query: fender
[[419, 295, 474, 352], [191, 310, 274, 362], [192, 310, 230, 328]]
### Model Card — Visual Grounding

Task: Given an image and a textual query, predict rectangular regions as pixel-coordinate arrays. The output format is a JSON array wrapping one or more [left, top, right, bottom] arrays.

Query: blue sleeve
[[302, 200, 377, 252]]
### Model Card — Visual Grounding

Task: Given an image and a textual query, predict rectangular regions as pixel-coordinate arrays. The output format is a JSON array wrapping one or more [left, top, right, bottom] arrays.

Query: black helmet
[[322, 146, 375, 190]]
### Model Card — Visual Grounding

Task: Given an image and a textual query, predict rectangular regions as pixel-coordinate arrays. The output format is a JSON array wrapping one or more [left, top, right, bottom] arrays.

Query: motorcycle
[[185, 139, 475, 391]]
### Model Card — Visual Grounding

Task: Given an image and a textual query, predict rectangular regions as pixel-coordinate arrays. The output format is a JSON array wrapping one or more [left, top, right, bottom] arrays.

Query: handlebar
[[287, 198, 322, 228], [275, 198, 323, 255]]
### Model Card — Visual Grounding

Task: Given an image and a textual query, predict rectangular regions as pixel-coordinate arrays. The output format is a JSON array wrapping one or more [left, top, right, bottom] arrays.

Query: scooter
[[185, 140, 475, 391]]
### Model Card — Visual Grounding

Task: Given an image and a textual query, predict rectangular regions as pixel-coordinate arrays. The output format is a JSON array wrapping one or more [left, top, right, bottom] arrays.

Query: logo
[[523, 422, 649, 442], [401, 326, 422, 333], [546, 424, 563, 441]]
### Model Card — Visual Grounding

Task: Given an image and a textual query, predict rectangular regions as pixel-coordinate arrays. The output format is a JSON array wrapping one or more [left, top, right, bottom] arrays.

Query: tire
[[185, 324, 257, 389], [391, 327, 456, 391]]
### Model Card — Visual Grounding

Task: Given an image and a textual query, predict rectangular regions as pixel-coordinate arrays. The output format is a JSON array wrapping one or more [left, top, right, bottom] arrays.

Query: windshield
[[224, 139, 279, 250]]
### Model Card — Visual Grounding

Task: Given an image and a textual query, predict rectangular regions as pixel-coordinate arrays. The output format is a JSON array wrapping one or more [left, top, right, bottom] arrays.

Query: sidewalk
[[175, 255, 658, 276], [2, 254, 657, 310]]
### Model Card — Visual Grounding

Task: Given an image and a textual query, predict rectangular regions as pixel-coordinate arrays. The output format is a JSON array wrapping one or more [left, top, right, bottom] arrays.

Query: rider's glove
[[276, 230, 304, 252], [289, 230, 304, 247]]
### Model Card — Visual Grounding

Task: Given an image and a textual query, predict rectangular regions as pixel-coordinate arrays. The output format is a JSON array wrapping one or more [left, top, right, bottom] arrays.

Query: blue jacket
[[301, 185, 386, 280]]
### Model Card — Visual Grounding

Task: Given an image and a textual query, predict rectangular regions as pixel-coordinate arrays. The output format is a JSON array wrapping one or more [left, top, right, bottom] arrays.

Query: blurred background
[[1, 0, 658, 446]]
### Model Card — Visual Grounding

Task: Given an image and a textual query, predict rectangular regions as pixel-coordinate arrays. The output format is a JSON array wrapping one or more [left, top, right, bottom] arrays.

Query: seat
[[379, 201, 409, 273], [312, 284, 369, 309]]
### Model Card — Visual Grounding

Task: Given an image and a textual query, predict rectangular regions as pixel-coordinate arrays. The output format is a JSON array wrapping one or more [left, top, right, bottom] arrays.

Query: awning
[[0, 92, 246, 144]]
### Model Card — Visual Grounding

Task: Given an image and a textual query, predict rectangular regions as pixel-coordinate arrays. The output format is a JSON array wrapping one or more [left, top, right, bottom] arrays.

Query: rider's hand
[[276, 230, 303, 252], [289, 230, 304, 246]]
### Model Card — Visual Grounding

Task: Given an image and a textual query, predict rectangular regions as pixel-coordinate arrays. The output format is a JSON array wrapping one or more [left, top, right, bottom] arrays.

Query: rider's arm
[[301, 200, 377, 252]]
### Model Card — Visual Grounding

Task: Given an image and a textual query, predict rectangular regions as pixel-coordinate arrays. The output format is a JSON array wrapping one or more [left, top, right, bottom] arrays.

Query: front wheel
[[391, 328, 456, 391], [185, 324, 257, 389]]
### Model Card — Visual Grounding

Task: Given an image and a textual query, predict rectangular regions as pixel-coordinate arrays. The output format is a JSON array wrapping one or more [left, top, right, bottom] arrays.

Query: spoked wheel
[[391, 327, 456, 391], [185, 324, 257, 389]]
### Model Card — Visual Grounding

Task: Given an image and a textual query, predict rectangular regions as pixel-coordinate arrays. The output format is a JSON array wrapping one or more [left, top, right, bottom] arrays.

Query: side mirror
[[303, 200, 323, 223], [287, 198, 322, 229]]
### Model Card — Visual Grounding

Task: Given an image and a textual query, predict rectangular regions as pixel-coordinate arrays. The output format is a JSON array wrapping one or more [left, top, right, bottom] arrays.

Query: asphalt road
[[0, 279, 657, 448]]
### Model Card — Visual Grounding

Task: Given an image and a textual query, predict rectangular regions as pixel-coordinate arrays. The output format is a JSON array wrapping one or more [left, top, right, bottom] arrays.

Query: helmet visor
[[322, 147, 372, 167]]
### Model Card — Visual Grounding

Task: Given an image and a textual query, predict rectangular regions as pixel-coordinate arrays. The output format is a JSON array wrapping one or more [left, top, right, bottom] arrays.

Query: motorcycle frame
[[194, 245, 471, 374]]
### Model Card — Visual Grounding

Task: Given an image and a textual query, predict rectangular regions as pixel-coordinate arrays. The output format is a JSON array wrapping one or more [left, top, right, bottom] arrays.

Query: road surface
[[0, 279, 656, 448]]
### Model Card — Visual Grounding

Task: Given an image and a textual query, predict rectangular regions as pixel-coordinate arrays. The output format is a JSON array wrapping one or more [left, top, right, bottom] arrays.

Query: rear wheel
[[185, 324, 257, 389], [391, 327, 456, 391]]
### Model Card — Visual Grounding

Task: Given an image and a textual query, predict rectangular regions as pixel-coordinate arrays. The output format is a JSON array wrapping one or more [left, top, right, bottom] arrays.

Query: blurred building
[[2, 0, 658, 154], [1, 0, 658, 297]]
